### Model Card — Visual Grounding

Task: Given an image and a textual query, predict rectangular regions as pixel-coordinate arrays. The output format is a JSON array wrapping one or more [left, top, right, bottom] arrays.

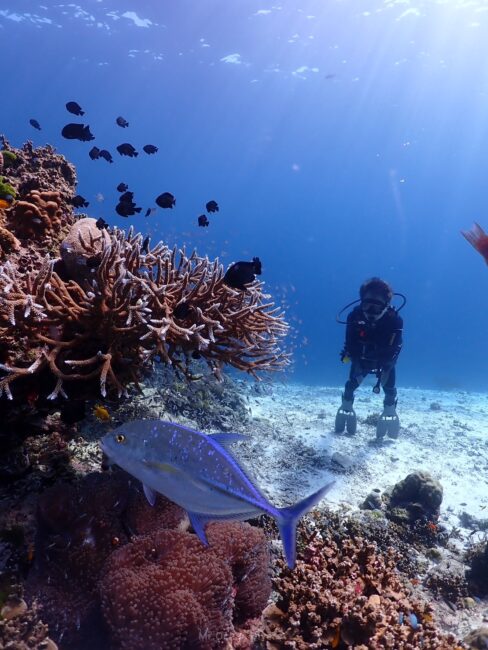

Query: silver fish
[[100, 420, 334, 568]]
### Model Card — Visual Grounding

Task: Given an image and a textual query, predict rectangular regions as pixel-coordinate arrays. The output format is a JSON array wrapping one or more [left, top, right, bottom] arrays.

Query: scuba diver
[[335, 277, 405, 440]]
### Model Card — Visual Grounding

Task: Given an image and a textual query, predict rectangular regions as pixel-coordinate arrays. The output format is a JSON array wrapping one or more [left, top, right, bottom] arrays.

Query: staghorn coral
[[255, 524, 464, 649], [0, 138, 289, 403]]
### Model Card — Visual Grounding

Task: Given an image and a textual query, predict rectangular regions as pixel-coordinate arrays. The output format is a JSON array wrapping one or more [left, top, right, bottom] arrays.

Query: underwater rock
[[387, 471, 443, 523], [466, 541, 488, 596], [464, 626, 488, 649], [360, 488, 383, 510], [331, 451, 353, 470]]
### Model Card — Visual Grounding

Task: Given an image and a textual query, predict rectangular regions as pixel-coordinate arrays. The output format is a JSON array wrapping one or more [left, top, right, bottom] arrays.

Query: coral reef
[[0, 597, 56, 650], [206, 521, 272, 623], [464, 626, 488, 649], [100, 529, 235, 650], [23, 469, 270, 649], [466, 540, 488, 596], [385, 471, 443, 525], [255, 521, 464, 649], [0, 138, 289, 405]]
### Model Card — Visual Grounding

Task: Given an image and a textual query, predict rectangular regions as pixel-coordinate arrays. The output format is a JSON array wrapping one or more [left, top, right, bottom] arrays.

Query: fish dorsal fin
[[207, 432, 249, 448], [143, 483, 157, 507]]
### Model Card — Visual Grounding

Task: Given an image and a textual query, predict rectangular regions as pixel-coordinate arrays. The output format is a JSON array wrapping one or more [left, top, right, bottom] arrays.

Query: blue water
[[2, 1, 488, 391]]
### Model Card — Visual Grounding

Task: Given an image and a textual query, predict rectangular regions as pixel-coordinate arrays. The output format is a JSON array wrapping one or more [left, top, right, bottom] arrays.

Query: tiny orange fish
[[93, 404, 111, 421], [426, 522, 437, 533], [462, 223, 488, 264], [0, 199, 10, 209], [27, 542, 35, 563], [331, 625, 341, 648]]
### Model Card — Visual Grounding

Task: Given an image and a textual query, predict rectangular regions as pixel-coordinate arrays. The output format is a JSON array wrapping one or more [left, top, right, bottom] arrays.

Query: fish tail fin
[[276, 480, 334, 569]]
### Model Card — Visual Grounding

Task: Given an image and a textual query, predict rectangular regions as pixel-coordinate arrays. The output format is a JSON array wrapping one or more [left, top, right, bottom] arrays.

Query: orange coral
[[12, 189, 64, 238], [0, 225, 20, 255]]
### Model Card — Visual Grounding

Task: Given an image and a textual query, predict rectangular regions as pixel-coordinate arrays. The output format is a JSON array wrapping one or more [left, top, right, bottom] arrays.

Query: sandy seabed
[[231, 380, 488, 640], [235, 380, 488, 524]]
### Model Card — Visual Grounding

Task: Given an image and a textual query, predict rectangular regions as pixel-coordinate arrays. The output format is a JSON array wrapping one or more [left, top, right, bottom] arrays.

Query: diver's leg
[[335, 363, 364, 434], [376, 367, 400, 439]]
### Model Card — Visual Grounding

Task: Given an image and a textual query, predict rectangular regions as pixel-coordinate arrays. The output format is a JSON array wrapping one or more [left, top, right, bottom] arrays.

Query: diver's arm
[[381, 314, 403, 368]]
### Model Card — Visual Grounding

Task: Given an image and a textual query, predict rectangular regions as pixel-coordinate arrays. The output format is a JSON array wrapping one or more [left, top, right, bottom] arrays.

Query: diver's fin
[[275, 480, 335, 569], [207, 432, 250, 448], [188, 511, 210, 545], [142, 483, 156, 507]]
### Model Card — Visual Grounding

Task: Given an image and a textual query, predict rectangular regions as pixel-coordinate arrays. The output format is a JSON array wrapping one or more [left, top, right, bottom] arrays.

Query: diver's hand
[[340, 350, 351, 363]]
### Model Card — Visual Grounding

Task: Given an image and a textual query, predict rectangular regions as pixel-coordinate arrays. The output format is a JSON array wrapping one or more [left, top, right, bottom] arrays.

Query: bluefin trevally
[[100, 420, 334, 569]]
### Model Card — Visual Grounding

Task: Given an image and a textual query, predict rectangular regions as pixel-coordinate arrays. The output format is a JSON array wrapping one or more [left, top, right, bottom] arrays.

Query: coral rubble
[[255, 520, 465, 649], [0, 138, 289, 404]]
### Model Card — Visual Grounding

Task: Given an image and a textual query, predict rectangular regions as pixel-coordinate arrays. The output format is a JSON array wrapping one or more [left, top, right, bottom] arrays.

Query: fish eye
[[115, 434, 126, 444]]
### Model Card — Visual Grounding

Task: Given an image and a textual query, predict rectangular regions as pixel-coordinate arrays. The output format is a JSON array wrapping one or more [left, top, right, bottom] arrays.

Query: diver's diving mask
[[361, 298, 388, 321]]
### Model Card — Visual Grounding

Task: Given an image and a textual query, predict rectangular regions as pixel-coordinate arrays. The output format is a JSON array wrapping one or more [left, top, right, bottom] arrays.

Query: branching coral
[[0, 138, 289, 402], [256, 525, 464, 649]]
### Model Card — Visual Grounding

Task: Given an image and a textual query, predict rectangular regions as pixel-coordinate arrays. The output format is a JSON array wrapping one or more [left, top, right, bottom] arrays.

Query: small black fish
[[99, 149, 113, 163], [141, 236, 150, 254], [116, 202, 142, 217], [119, 191, 134, 203], [174, 302, 191, 319], [198, 214, 209, 227], [206, 200, 219, 213], [145, 208, 152, 217], [96, 217, 108, 230], [116, 143, 138, 157], [223, 257, 262, 290], [61, 123, 95, 142], [89, 146, 100, 160], [86, 256, 100, 269], [155, 192, 175, 209], [29, 118, 41, 131], [66, 101, 85, 116], [71, 194, 89, 208], [117, 183, 129, 193], [143, 144, 158, 154], [116, 116, 129, 128]]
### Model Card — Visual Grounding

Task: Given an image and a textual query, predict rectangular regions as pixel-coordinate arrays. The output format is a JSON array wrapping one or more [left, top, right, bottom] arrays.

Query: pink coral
[[100, 529, 235, 650]]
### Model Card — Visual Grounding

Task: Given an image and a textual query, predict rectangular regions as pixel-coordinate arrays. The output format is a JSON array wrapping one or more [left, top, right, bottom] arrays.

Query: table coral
[[0, 137, 289, 404]]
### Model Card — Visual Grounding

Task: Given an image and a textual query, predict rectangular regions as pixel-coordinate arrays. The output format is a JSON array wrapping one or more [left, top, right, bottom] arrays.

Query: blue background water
[[1, 0, 487, 391]]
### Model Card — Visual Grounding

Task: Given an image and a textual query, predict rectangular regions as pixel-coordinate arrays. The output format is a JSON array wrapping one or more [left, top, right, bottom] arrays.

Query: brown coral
[[256, 524, 464, 649], [0, 139, 289, 403]]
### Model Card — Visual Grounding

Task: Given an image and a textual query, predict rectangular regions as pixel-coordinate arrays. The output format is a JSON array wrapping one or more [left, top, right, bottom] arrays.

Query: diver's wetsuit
[[342, 306, 403, 405]]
